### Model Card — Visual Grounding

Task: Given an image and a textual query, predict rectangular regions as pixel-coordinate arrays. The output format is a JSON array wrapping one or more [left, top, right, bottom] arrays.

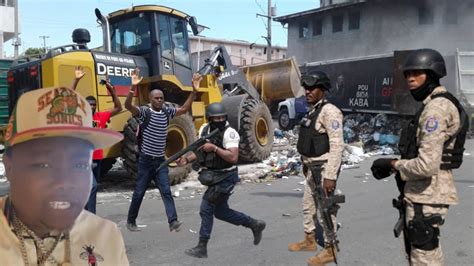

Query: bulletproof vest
[[195, 124, 234, 170], [297, 102, 330, 157], [398, 92, 469, 169]]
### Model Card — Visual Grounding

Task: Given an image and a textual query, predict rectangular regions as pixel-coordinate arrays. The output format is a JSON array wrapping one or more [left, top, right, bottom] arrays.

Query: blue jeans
[[199, 170, 253, 239], [127, 153, 178, 225], [85, 160, 101, 214]]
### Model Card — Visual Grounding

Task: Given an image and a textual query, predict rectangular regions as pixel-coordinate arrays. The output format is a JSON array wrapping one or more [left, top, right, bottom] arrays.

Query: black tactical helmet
[[206, 102, 227, 119], [402, 49, 446, 78], [72, 28, 91, 44], [301, 71, 331, 91]]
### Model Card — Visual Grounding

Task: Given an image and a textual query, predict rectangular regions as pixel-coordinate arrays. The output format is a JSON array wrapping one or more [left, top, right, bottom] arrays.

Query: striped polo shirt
[[138, 106, 176, 157]]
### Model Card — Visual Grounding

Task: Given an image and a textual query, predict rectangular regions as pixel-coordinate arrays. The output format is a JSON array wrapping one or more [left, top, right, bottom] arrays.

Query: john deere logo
[[37, 88, 87, 126]]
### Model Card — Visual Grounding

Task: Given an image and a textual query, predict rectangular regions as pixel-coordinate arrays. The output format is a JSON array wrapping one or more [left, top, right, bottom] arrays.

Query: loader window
[[158, 15, 190, 67], [158, 15, 172, 60], [111, 15, 151, 54], [170, 17, 190, 67]]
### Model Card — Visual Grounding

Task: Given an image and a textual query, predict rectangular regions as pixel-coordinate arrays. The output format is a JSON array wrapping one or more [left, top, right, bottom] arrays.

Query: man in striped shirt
[[124, 69, 200, 232]]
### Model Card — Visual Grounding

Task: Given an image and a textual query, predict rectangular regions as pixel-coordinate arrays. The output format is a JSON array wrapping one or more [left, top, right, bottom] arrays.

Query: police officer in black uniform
[[177, 102, 266, 258]]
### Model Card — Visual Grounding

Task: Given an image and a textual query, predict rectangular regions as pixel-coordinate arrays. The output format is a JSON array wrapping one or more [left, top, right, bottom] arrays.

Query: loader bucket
[[241, 57, 304, 105]]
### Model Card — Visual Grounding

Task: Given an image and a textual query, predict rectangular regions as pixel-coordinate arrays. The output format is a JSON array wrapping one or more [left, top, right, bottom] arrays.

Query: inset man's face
[[4, 137, 93, 234]]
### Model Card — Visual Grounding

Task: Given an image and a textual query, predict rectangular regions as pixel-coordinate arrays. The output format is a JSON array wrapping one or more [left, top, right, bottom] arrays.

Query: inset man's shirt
[[138, 106, 176, 157], [0, 196, 129, 265]]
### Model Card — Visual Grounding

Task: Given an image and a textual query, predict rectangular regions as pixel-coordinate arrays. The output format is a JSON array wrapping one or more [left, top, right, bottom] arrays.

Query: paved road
[[1, 141, 473, 265], [99, 141, 473, 265]]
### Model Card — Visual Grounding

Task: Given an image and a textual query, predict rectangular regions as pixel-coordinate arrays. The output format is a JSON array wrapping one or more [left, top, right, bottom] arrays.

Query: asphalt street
[[1, 141, 473, 265], [99, 141, 473, 265]]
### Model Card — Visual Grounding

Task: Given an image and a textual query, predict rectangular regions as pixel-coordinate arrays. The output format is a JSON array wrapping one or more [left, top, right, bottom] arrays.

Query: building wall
[[1, 0, 18, 58], [189, 36, 287, 70], [286, 0, 474, 63]]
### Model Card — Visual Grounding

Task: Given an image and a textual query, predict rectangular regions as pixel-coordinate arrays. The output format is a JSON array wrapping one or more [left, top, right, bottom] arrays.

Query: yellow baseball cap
[[4, 87, 123, 149]]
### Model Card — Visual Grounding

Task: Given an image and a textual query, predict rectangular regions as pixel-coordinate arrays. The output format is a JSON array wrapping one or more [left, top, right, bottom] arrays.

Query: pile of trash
[[273, 128, 298, 146], [266, 115, 409, 177], [343, 113, 405, 153], [264, 149, 302, 178]]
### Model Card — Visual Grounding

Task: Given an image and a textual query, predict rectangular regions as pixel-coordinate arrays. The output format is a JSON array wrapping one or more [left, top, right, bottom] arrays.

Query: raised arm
[[105, 80, 123, 117], [175, 73, 200, 116], [71, 65, 85, 90], [124, 68, 143, 117]]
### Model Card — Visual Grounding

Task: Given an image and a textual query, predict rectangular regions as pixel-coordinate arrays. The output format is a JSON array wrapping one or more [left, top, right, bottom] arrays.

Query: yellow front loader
[[5, 5, 302, 184]]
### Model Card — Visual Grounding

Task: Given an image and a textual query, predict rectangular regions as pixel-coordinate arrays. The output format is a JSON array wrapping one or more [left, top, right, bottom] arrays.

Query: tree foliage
[[24, 47, 46, 56]]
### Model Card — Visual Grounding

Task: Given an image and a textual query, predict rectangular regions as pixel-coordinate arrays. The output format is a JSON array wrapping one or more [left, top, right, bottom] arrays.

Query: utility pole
[[257, 0, 274, 61], [266, 0, 272, 61], [13, 0, 20, 58], [39, 35, 49, 52]]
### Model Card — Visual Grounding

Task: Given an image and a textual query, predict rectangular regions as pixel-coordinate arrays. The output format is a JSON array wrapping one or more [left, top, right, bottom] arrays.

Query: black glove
[[371, 158, 396, 180]]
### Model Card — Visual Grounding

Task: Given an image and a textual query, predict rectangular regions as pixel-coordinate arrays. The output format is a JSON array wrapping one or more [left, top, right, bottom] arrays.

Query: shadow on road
[[249, 191, 303, 198]]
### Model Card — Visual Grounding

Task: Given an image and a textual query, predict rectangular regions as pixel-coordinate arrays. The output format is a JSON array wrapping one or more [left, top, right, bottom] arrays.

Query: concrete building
[[274, 0, 474, 63], [189, 35, 287, 71], [274, 0, 474, 116], [0, 0, 19, 59]]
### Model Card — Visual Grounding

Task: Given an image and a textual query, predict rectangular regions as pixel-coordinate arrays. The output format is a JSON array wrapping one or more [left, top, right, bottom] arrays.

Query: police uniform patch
[[331, 120, 340, 130], [425, 117, 439, 133], [230, 131, 236, 139]]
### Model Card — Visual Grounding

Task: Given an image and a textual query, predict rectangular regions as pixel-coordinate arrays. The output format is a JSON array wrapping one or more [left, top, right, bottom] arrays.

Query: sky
[[3, 0, 320, 57]]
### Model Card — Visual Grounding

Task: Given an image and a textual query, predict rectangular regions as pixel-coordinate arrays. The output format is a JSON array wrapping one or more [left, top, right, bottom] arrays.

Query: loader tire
[[99, 158, 117, 178], [165, 114, 196, 185], [239, 99, 274, 162], [122, 117, 139, 180], [121, 113, 196, 185]]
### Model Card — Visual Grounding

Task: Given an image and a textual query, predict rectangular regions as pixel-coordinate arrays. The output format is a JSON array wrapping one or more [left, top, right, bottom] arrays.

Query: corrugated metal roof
[[274, 2, 367, 24]]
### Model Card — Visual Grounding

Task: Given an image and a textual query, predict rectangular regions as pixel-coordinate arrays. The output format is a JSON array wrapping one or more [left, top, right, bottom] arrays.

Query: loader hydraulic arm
[[200, 45, 261, 101]]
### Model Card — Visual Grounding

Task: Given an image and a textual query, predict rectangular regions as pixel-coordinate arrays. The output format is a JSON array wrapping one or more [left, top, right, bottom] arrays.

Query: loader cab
[[107, 6, 199, 87]]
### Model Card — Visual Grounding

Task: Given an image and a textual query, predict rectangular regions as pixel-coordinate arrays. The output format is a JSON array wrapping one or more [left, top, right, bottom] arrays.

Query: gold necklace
[[11, 209, 71, 265]]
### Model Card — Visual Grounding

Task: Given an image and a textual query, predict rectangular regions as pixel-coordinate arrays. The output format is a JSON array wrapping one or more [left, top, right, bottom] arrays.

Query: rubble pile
[[270, 115, 407, 174], [341, 144, 367, 169], [343, 113, 406, 154]]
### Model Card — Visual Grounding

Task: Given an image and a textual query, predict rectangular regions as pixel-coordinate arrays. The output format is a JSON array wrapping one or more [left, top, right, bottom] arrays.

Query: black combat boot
[[184, 238, 208, 258], [249, 219, 266, 245]]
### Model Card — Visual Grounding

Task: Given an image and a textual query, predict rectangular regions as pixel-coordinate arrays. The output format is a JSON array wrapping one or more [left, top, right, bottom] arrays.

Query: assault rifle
[[307, 162, 345, 264], [157, 128, 220, 171]]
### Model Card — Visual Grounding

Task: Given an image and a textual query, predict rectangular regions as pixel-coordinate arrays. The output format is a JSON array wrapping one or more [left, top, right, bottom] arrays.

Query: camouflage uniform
[[394, 86, 460, 265], [301, 99, 344, 242]]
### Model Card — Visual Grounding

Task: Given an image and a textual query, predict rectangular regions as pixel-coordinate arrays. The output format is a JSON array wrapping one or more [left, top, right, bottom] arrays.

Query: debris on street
[[343, 113, 405, 153]]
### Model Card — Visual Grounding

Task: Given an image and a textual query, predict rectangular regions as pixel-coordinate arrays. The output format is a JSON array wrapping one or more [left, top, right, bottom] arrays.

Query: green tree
[[24, 47, 46, 56]]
